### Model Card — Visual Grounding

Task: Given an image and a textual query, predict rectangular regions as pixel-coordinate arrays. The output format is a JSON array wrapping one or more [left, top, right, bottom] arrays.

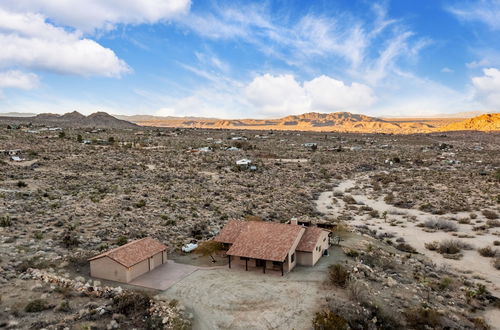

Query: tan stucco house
[[214, 220, 330, 275], [88, 237, 167, 283]]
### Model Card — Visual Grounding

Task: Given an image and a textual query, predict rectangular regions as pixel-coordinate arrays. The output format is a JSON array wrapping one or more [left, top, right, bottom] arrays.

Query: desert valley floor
[[1, 126, 499, 329]]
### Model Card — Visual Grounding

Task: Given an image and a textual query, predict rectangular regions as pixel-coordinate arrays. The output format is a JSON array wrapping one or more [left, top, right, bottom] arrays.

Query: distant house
[[88, 237, 167, 283], [303, 143, 318, 151], [10, 156, 23, 162], [214, 220, 330, 275]]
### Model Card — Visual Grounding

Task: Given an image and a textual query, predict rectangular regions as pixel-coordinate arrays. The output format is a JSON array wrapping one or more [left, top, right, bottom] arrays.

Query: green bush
[[116, 236, 128, 246], [25, 299, 49, 313], [0, 215, 12, 227]]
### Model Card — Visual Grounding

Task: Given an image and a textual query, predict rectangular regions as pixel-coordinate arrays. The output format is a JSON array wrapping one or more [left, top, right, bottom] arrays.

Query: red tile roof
[[296, 226, 328, 252], [88, 237, 167, 268], [213, 220, 249, 244], [225, 221, 305, 262]]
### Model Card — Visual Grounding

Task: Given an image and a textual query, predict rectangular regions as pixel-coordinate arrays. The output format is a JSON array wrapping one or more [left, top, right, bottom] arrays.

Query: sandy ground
[[158, 249, 346, 330], [316, 178, 500, 327]]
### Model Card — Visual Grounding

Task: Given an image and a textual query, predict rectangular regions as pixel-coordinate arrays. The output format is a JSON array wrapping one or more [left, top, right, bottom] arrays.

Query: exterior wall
[[284, 228, 305, 272], [90, 257, 128, 283], [296, 251, 313, 266], [311, 230, 330, 266], [127, 259, 149, 282], [150, 251, 164, 270]]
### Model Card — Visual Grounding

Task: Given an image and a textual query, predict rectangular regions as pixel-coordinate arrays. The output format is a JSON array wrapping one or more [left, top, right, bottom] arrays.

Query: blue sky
[[0, 0, 499, 118]]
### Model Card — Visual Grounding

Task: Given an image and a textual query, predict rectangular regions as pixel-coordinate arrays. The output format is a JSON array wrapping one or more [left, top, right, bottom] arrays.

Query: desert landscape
[[1, 1, 500, 329], [0, 112, 499, 329]]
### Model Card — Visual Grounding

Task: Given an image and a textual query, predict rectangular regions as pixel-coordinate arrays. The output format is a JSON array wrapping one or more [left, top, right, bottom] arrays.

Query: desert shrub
[[396, 242, 416, 253], [384, 192, 395, 204], [478, 246, 497, 257], [17, 180, 27, 188], [494, 241, 500, 246], [60, 229, 80, 248], [328, 264, 349, 287], [55, 300, 71, 312], [25, 299, 49, 313], [344, 249, 359, 258], [347, 280, 368, 303], [422, 218, 457, 232], [436, 239, 473, 255], [369, 210, 380, 218], [437, 277, 454, 291], [482, 210, 498, 220], [493, 257, 500, 270], [116, 236, 128, 246], [342, 195, 357, 204], [486, 219, 500, 227], [0, 215, 12, 227], [470, 213, 478, 219], [458, 218, 470, 224], [134, 199, 146, 208], [312, 310, 349, 330], [404, 306, 442, 329], [112, 292, 151, 315]]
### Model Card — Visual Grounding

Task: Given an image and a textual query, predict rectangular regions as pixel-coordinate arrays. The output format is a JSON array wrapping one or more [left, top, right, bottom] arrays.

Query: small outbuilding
[[88, 237, 167, 283]]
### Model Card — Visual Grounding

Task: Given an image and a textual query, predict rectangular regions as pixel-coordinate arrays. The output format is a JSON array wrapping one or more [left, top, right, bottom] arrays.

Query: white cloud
[[448, 0, 500, 30], [180, 3, 427, 86], [0, 0, 191, 33], [0, 70, 39, 90], [441, 67, 453, 73], [304, 76, 376, 111], [472, 68, 500, 108], [245, 74, 375, 116], [0, 9, 130, 77]]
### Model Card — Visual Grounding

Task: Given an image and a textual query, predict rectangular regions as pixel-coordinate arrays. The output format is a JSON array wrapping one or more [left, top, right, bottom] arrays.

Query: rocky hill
[[0, 111, 137, 128], [439, 113, 500, 132]]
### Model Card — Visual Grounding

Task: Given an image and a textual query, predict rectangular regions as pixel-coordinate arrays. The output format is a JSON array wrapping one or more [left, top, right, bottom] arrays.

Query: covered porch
[[227, 255, 289, 276]]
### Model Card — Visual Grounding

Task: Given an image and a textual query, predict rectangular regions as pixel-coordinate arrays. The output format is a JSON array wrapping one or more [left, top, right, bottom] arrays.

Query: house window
[[291, 253, 295, 263]]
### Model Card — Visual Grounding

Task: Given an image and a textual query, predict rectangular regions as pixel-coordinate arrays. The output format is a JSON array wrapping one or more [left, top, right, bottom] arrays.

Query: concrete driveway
[[130, 260, 199, 290]]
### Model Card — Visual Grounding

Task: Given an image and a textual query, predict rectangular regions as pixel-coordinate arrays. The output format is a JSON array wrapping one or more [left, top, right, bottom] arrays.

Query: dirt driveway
[[157, 249, 345, 330]]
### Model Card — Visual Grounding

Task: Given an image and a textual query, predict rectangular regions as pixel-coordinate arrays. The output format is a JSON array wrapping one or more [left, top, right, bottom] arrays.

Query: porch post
[[263, 260, 266, 273], [281, 261, 284, 276], [228, 255, 231, 269], [245, 258, 248, 271]]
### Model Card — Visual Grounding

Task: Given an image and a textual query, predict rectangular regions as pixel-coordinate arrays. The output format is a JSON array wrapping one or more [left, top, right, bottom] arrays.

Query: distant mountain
[[133, 111, 436, 133], [0, 111, 137, 128], [439, 113, 500, 132], [0, 112, 37, 117]]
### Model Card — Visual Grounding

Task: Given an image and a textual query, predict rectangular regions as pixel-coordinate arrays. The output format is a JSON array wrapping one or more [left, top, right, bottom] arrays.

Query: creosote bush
[[482, 210, 498, 220], [426, 239, 473, 255], [313, 310, 349, 330], [328, 264, 349, 287], [25, 299, 49, 313], [478, 246, 497, 257], [396, 242, 417, 253]]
